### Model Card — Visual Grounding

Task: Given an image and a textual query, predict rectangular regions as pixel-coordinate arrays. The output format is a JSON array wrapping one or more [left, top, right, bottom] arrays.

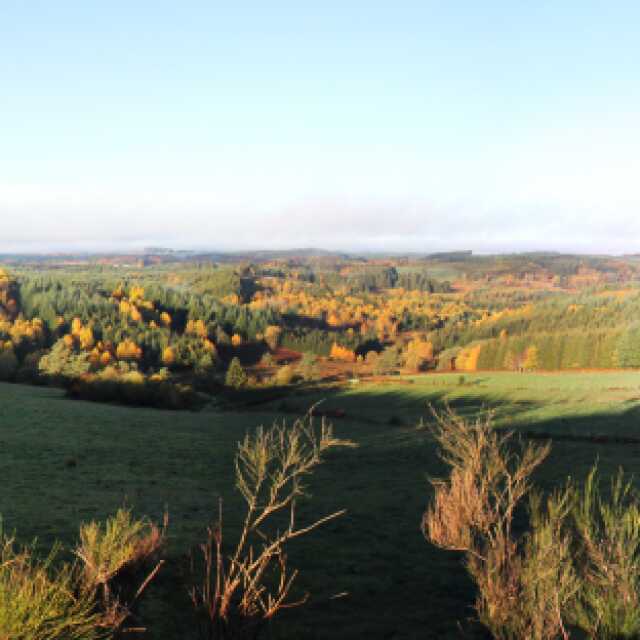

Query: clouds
[[1, 182, 639, 255]]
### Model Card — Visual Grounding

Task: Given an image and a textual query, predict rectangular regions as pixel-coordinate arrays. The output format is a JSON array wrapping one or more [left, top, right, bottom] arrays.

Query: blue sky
[[1, 1, 639, 253]]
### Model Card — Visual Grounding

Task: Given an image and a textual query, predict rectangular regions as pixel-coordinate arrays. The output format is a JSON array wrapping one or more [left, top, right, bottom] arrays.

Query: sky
[[1, 1, 639, 254]]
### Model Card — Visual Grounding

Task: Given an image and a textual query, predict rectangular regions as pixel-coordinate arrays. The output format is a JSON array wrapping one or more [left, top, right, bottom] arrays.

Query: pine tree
[[225, 357, 248, 389]]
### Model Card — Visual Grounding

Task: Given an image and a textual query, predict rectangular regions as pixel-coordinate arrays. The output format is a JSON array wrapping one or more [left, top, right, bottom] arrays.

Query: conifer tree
[[225, 356, 248, 389]]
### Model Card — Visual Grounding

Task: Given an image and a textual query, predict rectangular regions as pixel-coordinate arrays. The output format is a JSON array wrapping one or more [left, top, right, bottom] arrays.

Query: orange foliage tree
[[330, 342, 356, 362]]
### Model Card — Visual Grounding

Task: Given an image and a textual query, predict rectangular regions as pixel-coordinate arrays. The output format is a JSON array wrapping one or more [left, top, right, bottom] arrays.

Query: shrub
[[422, 407, 576, 640], [0, 348, 18, 381], [39, 339, 91, 380], [569, 466, 640, 639], [67, 377, 202, 410], [0, 530, 98, 640], [297, 353, 319, 382], [274, 364, 295, 386], [16, 350, 45, 384], [76, 508, 166, 633], [260, 352, 275, 367], [190, 413, 356, 639]]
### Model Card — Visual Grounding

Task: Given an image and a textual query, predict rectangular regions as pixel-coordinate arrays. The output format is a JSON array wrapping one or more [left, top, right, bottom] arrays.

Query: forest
[[2, 251, 640, 409]]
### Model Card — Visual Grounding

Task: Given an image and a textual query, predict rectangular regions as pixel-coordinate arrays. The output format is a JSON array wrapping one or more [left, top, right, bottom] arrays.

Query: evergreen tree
[[225, 357, 248, 389]]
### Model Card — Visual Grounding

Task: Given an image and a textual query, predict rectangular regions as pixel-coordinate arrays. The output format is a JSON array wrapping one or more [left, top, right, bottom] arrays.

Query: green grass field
[[2, 371, 640, 638]]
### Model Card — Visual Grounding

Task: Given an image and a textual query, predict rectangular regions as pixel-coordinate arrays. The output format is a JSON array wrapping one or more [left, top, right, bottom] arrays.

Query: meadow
[[3, 370, 640, 638]]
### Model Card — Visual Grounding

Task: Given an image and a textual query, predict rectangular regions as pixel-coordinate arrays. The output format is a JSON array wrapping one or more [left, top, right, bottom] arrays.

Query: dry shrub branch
[[191, 411, 355, 640]]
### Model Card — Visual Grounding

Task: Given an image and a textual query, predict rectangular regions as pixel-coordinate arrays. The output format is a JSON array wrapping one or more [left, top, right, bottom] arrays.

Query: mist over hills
[[0, 247, 636, 265]]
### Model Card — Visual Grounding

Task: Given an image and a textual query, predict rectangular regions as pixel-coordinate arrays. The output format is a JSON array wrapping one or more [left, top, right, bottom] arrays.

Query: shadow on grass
[[267, 386, 640, 639], [10, 381, 640, 639], [256, 386, 542, 431]]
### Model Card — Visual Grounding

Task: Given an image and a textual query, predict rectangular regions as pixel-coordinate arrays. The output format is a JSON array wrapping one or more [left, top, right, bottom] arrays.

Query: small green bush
[[76, 508, 166, 633], [569, 466, 640, 639], [0, 530, 98, 640]]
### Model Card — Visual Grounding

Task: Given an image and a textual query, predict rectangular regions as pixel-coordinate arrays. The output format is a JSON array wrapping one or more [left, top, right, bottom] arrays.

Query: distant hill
[[425, 250, 473, 262]]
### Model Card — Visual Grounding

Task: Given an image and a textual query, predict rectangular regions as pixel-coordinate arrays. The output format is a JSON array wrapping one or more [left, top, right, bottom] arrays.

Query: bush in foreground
[[190, 413, 355, 639], [422, 407, 576, 640], [423, 406, 640, 639], [0, 530, 98, 640], [569, 466, 640, 639], [76, 508, 167, 634]]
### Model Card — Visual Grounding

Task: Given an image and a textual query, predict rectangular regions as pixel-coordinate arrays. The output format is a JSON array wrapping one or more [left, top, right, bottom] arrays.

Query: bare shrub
[[76, 508, 167, 634], [191, 412, 355, 639], [423, 406, 576, 640]]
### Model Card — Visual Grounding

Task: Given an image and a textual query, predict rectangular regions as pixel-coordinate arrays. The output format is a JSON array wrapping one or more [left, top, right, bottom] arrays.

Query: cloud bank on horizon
[[1, 2, 639, 254], [2, 190, 638, 255]]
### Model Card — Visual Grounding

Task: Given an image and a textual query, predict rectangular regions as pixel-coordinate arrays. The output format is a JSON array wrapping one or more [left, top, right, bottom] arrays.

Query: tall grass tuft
[[569, 465, 640, 639], [76, 508, 166, 634], [0, 528, 99, 640], [191, 412, 355, 640], [423, 406, 577, 640]]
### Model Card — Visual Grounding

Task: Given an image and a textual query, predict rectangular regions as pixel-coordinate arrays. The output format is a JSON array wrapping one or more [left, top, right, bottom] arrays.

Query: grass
[[2, 371, 640, 637]]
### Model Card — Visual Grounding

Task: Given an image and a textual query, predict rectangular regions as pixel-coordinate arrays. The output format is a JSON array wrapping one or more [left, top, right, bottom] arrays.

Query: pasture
[[2, 371, 640, 638]]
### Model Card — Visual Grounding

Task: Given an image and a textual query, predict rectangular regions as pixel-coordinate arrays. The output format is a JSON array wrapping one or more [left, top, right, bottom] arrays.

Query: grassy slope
[[2, 372, 640, 638]]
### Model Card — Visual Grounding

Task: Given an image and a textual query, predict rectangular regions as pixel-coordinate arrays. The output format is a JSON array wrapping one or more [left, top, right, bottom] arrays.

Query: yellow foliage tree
[[116, 339, 142, 361], [79, 326, 95, 350], [129, 285, 145, 302], [523, 346, 539, 372], [404, 337, 434, 372], [330, 343, 356, 363], [130, 306, 142, 323], [71, 317, 83, 336], [264, 325, 282, 351], [456, 344, 482, 372], [162, 346, 176, 366]]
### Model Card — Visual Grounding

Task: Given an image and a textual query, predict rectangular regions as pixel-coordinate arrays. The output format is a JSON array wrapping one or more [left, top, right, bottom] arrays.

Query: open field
[[3, 371, 640, 638]]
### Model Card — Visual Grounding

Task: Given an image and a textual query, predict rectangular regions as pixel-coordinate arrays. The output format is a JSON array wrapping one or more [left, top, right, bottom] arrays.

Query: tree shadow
[[259, 386, 640, 639]]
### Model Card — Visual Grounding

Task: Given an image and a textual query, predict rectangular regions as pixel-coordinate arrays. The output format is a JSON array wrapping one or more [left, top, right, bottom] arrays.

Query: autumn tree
[[39, 339, 91, 378], [275, 364, 295, 386], [116, 339, 142, 361], [456, 344, 482, 372], [374, 346, 400, 375], [264, 325, 282, 351], [162, 346, 177, 367], [523, 346, 539, 372], [330, 342, 356, 363], [79, 326, 95, 350], [504, 350, 518, 371], [231, 333, 243, 347], [403, 337, 434, 372]]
